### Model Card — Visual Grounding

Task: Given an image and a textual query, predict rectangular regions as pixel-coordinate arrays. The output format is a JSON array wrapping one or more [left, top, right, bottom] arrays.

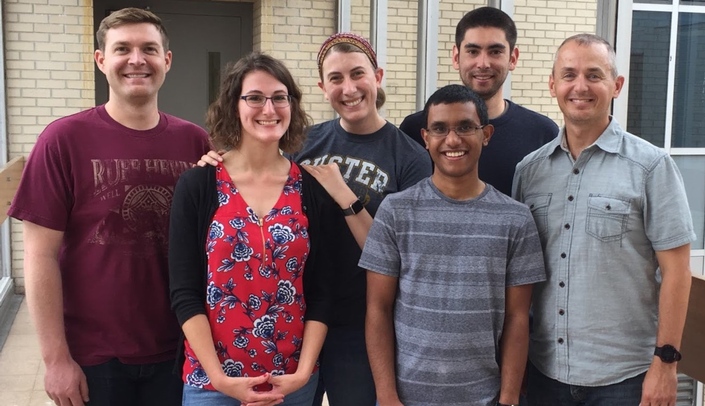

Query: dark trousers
[[81, 358, 182, 406], [311, 326, 376, 406], [526, 361, 645, 406]]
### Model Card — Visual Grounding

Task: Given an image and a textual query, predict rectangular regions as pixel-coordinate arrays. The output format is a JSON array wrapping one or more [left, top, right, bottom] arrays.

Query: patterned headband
[[317, 32, 378, 76]]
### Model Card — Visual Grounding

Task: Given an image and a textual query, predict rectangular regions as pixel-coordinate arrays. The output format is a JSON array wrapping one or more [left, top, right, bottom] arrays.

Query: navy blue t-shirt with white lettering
[[293, 119, 431, 216], [289, 118, 431, 327]]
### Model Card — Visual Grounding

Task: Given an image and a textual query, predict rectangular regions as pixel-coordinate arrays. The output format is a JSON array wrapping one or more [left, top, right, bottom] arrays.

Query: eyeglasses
[[240, 94, 292, 108], [424, 124, 486, 138]]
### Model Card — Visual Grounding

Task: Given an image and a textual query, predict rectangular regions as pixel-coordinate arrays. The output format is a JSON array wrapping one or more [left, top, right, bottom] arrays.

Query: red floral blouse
[[182, 163, 310, 389]]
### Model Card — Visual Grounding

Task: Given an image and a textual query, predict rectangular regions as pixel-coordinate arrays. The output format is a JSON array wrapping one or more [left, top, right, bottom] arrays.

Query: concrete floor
[[0, 297, 330, 406], [0, 297, 52, 406]]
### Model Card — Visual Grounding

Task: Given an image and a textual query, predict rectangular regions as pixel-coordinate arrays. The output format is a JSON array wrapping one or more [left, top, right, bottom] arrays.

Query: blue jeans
[[526, 362, 645, 405], [182, 371, 319, 406], [312, 326, 376, 406], [81, 358, 182, 406]]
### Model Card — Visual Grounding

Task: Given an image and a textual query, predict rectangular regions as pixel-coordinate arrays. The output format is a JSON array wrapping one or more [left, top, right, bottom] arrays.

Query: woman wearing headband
[[292, 32, 432, 406]]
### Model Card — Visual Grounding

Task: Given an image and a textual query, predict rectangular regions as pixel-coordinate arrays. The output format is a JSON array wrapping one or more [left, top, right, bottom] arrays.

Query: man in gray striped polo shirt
[[361, 84, 546, 406]]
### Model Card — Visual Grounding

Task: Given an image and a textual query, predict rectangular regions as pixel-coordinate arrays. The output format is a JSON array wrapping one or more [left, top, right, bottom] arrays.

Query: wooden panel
[[678, 274, 705, 383], [0, 156, 25, 224]]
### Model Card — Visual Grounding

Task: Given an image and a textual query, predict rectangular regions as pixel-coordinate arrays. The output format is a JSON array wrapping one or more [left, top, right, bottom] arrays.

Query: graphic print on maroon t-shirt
[[88, 157, 192, 258]]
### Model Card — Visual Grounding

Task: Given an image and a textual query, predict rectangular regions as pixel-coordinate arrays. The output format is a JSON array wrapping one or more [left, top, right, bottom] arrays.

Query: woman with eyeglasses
[[198, 34, 432, 406], [169, 52, 371, 406]]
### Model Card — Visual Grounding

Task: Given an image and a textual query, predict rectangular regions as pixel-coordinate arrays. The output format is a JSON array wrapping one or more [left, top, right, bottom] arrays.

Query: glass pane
[[691, 256, 704, 276], [672, 13, 705, 147], [673, 156, 705, 250], [680, 0, 705, 4], [635, 0, 671, 3], [627, 11, 670, 147]]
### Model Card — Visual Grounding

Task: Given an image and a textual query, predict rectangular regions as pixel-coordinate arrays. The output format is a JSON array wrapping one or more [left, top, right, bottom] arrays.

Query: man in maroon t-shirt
[[8, 8, 210, 406]]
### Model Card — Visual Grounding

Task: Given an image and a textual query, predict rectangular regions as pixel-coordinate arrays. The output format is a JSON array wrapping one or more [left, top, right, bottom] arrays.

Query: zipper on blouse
[[257, 217, 266, 264]]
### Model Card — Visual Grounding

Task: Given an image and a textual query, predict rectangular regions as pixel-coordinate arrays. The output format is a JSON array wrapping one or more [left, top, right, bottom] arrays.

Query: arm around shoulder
[[300, 163, 372, 249]]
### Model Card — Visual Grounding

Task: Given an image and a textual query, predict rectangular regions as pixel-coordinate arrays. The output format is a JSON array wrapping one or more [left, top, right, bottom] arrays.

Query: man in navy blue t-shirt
[[400, 7, 558, 196]]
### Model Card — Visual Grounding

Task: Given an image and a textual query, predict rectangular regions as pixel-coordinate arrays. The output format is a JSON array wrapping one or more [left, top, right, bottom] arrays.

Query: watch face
[[351, 199, 364, 213], [343, 199, 364, 216], [662, 346, 677, 361], [657, 345, 682, 363]]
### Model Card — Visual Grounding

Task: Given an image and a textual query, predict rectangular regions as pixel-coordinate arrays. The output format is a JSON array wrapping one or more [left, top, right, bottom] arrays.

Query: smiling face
[[238, 70, 291, 146], [422, 101, 493, 184], [550, 40, 624, 129], [94, 23, 172, 105], [318, 50, 383, 132], [452, 26, 518, 102]]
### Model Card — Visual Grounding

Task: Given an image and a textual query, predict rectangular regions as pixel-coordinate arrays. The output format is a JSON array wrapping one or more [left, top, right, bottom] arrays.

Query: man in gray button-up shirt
[[513, 34, 695, 406]]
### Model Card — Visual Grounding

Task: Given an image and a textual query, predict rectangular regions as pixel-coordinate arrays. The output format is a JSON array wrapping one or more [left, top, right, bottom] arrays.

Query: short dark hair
[[423, 84, 489, 128], [455, 7, 517, 51], [96, 8, 169, 51], [555, 33, 618, 78], [206, 52, 311, 154]]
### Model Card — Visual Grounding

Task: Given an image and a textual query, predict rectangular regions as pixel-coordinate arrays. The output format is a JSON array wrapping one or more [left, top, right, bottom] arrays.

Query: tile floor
[[0, 298, 52, 406], [0, 297, 330, 406]]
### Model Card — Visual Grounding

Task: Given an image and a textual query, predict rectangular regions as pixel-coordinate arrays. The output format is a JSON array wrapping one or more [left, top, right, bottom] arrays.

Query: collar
[[550, 116, 623, 158]]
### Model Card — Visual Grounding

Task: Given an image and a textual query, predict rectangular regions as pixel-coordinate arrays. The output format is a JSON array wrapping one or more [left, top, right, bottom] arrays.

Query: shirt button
[[559, 281, 565, 287], [560, 253, 566, 258], [558, 338, 564, 344], [573, 168, 579, 175], [559, 309, 565, 315], [564, 223, 570, 229], [568, 195, 574, 201]]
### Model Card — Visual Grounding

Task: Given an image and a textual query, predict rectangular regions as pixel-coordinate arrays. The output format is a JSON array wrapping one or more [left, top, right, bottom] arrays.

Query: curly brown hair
[[96, 8, 169, 52], [206, 52, 311, 154]]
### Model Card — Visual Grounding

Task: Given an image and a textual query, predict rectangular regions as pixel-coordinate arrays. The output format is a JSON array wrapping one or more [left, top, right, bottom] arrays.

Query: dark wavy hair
[[318, 42, 386, 110], [96, 8, 169, 51], [206, 52, 311, 154]]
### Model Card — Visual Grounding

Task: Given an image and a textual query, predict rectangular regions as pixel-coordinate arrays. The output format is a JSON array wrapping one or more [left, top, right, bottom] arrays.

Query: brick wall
[[514, 0, 597, 126], [5, 0, 597, 291], [256, 0, 337, 124], [5, 0, 95, 293]]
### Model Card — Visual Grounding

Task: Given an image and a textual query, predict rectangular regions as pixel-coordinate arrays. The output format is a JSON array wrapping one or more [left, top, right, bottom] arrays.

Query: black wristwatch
[[342, 198, 364, 216], [497, 403, 518, 406], [654, 344, 682, 363]]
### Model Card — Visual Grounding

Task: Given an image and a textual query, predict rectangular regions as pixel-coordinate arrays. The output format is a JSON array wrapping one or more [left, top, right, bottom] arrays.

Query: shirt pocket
[[524, 193, 552, 238], [586, 195, 631, 242]]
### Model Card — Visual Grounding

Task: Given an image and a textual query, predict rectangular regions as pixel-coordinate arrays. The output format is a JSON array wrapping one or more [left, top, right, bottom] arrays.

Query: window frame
[[615, 0, 705, 268]]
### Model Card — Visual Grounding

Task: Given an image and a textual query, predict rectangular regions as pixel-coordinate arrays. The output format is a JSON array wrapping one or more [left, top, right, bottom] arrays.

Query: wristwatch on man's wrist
[[342, 198, 364, 216], [654, 344, 682, 363], [497, 403, 518, 406]]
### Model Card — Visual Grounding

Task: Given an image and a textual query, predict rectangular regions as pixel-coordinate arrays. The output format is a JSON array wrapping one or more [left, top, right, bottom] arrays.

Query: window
[[615, 0, 705, 276]]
